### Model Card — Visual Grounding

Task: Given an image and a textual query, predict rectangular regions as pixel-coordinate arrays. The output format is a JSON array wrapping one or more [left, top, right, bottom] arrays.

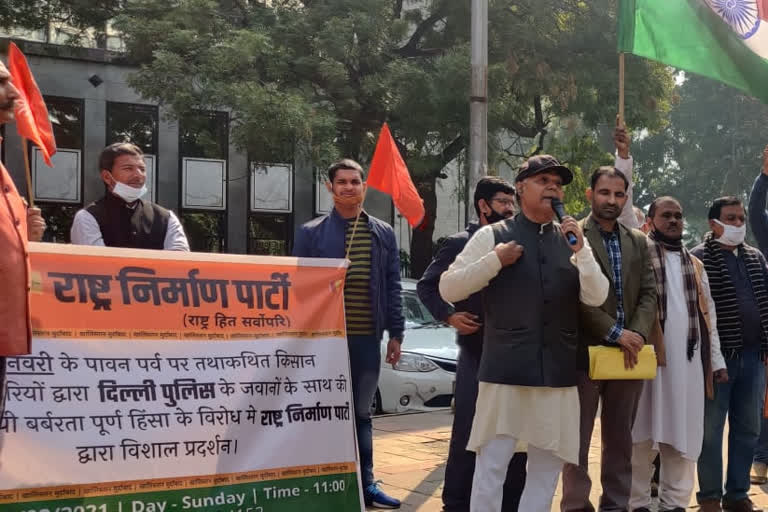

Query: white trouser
[[629, 440, 695, 510], [470, 435, 563, 512]]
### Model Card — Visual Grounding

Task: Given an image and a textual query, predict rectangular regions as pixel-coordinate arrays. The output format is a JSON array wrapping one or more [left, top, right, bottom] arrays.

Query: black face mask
[[650, 225, 683, 250], [483, 210, 507, 224]]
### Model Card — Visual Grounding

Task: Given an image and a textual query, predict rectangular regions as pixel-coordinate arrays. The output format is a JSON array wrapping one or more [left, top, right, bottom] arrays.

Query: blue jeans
[[756, 406, 768, 464], [347, 335, 381, 489], [697, 350, 766, 503]]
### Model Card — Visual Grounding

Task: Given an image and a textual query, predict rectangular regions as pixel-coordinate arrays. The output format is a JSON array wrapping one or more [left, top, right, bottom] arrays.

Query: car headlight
[[393, 352, 439, 372]]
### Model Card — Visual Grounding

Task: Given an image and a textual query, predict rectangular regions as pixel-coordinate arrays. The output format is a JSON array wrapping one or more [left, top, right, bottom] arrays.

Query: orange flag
[[8, 42, 56, 166], [367, 123, 425, 228]]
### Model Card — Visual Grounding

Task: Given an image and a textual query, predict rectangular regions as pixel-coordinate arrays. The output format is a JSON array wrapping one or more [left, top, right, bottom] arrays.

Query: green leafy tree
[[108, 0, 674, 275], [1, 0, 123, 44], [632, 74, 768, 245]]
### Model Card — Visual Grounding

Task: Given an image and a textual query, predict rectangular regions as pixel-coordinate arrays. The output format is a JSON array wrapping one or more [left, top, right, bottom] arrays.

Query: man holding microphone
[[440, 155, 609, 512]]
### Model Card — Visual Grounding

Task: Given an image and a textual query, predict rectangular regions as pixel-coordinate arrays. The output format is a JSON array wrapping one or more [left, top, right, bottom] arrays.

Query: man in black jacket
[[417, 176, 525, 512]]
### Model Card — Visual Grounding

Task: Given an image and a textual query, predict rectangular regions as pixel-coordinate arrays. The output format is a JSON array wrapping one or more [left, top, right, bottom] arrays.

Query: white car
[[375, 279, 458, 414]]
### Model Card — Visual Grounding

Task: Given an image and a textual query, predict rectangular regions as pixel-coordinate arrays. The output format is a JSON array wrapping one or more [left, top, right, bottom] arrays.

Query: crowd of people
[[3, 50, 768, 512], [416, 122, 768, 512]]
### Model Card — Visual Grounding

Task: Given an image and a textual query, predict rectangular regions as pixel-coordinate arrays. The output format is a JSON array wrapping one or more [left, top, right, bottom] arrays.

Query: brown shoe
[[722, 498, 762, 512], [699, 499, 723, 512]]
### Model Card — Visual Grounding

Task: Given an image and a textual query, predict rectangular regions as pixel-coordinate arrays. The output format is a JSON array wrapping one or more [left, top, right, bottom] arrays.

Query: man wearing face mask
[[747, 146, 768, 487], [629, 197, 727, 512], [692, 197, 768, 512], [293, 158, 404, 509], [70, 143, 189, 250], [417, 177, 527, 512]]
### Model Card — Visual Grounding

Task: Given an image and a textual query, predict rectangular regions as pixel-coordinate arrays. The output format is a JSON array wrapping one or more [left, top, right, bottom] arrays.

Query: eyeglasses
[[491, 198, 515, 207]]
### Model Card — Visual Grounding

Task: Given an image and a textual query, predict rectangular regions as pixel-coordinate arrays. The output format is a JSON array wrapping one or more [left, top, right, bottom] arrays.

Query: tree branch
[[394, 0, 404, 18], [503, 148, 529, 159], [440, 134, 465, 167], [534, 95, 544, 129], [505, 120, 542, 138], [231, 0, 252, 28], [394, 9, 446, 57], [505, 96, 549, 141]]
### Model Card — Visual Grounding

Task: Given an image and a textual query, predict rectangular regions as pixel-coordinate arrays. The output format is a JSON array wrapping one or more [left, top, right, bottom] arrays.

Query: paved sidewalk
[[370, 410, 768, 511]]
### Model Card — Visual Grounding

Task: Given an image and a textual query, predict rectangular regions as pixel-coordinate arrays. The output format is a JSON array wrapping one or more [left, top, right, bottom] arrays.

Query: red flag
[[367, 123, 425, 228], [8, 42, 56, 166]]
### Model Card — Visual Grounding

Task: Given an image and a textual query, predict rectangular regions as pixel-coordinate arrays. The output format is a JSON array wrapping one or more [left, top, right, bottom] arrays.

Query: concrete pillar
[[293, 144, 314, 229], [156, 110, 180, 211], [227, 144, 248, 254], [82, 97, 106, 205]]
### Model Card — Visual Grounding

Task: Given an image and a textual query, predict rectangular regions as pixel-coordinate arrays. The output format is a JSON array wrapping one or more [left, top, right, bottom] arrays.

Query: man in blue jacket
[[417, 176, 526, 512], [293, 158, 405, 509]]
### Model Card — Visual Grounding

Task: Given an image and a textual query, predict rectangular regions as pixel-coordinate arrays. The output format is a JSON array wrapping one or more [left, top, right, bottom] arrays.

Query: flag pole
[[22, 138, 35, 208], [618, 52, 626, 125]]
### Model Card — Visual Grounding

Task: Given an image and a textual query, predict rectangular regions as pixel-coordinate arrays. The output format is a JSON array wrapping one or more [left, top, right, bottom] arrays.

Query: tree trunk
[[409, 175, 438, 279]]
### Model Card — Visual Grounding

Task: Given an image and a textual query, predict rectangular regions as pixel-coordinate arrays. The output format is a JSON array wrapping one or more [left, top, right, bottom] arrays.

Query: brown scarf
[[647, 230, 699, 360]]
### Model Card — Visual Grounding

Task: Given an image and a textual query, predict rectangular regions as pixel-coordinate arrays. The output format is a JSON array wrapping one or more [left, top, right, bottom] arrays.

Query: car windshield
[[401, 291, 439, 326]]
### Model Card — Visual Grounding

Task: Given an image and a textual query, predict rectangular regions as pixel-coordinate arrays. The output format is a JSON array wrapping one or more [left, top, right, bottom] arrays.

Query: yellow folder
[[588, 345, 657, 380]]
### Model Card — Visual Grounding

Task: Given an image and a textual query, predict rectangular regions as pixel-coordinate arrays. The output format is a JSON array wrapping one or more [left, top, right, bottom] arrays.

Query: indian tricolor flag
[[619, 0, 768, 103]]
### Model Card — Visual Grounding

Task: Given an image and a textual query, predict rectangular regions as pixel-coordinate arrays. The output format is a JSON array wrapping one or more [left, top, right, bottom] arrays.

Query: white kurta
[[439, 220, 609, 465], [631, 251, 726, 460]]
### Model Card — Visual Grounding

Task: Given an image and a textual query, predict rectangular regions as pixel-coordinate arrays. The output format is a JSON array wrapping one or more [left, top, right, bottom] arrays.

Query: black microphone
[[550, 198, 578, 246]]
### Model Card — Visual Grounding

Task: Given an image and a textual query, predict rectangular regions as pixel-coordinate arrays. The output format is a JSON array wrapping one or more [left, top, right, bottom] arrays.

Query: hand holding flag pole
[[21, 139, 33, 207], [8, 42, 57, 207]]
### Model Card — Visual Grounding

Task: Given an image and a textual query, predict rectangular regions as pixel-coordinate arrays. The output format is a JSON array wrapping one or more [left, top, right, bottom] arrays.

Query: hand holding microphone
[[550, 198, 584, 252]]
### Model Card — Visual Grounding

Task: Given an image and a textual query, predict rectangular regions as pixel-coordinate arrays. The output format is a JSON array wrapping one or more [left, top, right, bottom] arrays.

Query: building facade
[[0, 37, 397, 256]]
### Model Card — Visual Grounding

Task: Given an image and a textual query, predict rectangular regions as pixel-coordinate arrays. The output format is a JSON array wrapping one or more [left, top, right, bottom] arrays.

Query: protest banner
[[0, 243, 362, 512]]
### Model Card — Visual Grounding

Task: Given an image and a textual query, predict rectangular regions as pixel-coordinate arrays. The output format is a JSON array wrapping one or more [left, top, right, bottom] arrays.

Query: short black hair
[[327, 158, 365, 182], [590, 166, 629, 191], [648, 196, 681, 219], [708, 196, 743, 220], [99, 142, 143, 173], [473, 176, 516, 218]]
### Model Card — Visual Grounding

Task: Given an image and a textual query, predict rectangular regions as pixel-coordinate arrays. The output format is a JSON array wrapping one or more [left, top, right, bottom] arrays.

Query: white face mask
[[713, 219, 746, 246], [111, 180, 147, 203]]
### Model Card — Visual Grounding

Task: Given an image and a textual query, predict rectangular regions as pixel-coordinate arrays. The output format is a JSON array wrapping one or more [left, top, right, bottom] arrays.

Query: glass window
[[401, 291, 437, 325], [34, 97, 83, 242], [250, 163, 293, 213], [107, 102, 158, 201], [40, 204, 79, 243], [46, 97, 83, 150], [315, 169, 332, 215], [182, 157, 226, 210], [179, 112, 228, 160], [180, 212, 226, 253], [179, 112, 228, 252], [248, 214, 290, 255], [33, 148, 81, 203], [107, 102, 157, 155]]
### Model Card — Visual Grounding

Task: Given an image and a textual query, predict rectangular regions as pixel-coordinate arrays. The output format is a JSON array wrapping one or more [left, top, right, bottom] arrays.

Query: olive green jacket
[[578, 216, 657, 365]]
